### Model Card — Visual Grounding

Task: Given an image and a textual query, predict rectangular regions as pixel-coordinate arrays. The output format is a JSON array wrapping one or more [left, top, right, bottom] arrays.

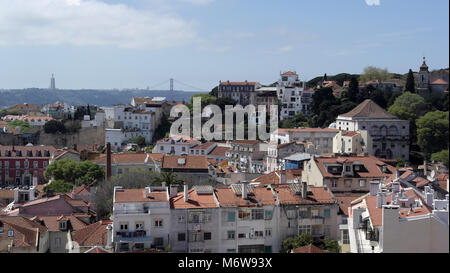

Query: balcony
[[114, 230, 152, 243]]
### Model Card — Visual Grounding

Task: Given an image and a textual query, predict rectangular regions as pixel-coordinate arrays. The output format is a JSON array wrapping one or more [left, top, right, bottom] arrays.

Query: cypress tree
[[405, 69, 415, 93]]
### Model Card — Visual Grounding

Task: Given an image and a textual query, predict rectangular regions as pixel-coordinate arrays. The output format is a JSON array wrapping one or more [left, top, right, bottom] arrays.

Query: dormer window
[[59, 221, 67, 231], [8, 230, 14, 237]]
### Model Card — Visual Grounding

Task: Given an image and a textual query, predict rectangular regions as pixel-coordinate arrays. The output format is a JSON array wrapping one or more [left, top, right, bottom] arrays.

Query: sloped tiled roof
[[114, 189, 168, 203], [170, 189, 219, 209], [33, 215, 87, 232], [72, 220, 112, 247], [292, 244, 326, 253], [162, 155, 208, 170], [252, 169, 302, 185], [339, 99, 396, 119]]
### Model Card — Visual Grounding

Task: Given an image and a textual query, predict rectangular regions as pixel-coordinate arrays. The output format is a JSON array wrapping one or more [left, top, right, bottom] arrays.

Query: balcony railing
[[114, 230, 152, 243]]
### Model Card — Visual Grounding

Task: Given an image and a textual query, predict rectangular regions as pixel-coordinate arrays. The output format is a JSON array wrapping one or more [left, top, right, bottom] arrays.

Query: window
[[204, 232, 212, 240], [178, 233, 186, 241], [154, 220, 163, 227], [227, 231, 235, 240], [359, 180, 366, 188], [264, 210, 273, 220], [227, 249, 236, 253], [298, 225, 311, 235], [251, 209, 264, 220], [227, 212, 235, 222], [311, 209, 319, 218], [298, 207, 309, 218], [345, 166, 351, 172], [8, 230, 14, 237], [323, 209, 331, 218], [331, 180, 338, 188], [344, 179, 352, 188], [286, 209, 296, 219], [120, 223, 128, 230], [238, 209, 251, 220], [59, 221, 67, 230], [160, 146, 164, 151], [135, 222, 144, 230], [33, 161, 38, 168], [342, 229, 350, 244], [55, 237, 61, 248], [16, 161, 20, 168], [153, 237, 164, 246], [178, 215, 185, 223], [265, 229, 272, 237]]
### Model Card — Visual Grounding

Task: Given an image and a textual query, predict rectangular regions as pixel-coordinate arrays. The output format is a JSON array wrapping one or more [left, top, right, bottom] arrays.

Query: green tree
[[43, 119, 66, 134], [44, 158, 104, 185], [318, 238, 340, 253], [431, 150, 449, 168], [43, 180, 74, 194], [129, 136, 146, 147], [279, 112, 309, 128], [347, 77, 359, 102], [154, 171, 181, 188], [388, 92, 430, 144], [94, 169, 160, 219], [405, 69, 415, 93], [359, 66, 390, 83], [416, 111, 449, 158], [7, 120, 32, 132]]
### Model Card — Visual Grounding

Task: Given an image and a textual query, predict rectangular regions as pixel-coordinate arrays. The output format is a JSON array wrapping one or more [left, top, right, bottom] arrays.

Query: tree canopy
[[281, 233, 340, 253], [43, 119, 66, 134], [359, 66, 390, 83], [44, 158, 104, 185], [431, 150, 449, 168], [416, 111, 449, 158], [405, 69, 415, 93]]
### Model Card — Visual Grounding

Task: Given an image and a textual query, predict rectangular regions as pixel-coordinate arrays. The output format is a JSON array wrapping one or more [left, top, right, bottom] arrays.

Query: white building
[[153, 137, 201, 155], [332, 130, 372, 155], [112, 185, 172, 252], [103, 105, 155, 151], [348, 181, 449, 253], [276, 71, 310, 120], [271, 128, 340, 154], [334, 99, 410, 160]]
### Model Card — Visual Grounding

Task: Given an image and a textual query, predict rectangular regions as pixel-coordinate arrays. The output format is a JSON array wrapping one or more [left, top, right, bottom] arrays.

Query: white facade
[[112, 186, 171, 252], [153, 137, 201, 155]]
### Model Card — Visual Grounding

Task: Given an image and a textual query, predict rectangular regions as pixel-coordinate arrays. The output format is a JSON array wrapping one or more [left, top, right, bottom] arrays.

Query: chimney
[[184, 182, 188, 202], [170, 186, 178, 198], [369, 181, 380, 196], [280, 172, 287, 184], [145, 187, 151, 198], [301, 181, 307, 199], [377, 192, 387, 208], [242, 182, 248, 200], [106, 142, 112, 181], [392, 181, 400, 195], [106, 224, 113, 250], [395, 169, 400, 180], [425, 186, 434, 207], [423, 160, 428, 176]]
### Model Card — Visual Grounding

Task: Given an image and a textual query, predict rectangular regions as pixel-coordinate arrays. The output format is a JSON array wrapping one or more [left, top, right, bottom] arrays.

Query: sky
[[0, 0, 448, 91]]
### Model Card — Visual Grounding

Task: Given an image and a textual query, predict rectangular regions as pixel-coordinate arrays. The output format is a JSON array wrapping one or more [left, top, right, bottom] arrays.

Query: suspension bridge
[[146, 78, 209, 92]]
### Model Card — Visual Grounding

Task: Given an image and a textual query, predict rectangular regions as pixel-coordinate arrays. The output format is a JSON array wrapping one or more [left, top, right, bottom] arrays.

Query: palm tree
[[154, 171, 181, 188]]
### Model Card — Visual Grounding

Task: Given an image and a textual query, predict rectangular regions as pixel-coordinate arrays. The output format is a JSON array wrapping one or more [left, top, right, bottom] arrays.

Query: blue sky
[[0, 0, 448, 91]]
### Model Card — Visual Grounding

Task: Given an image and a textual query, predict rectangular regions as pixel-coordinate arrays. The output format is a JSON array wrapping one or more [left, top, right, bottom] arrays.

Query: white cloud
[[277, 45, 294, 53], [365, 0, 380, 6], [0, 0, 197, 49], [180, 0, 214, 5]]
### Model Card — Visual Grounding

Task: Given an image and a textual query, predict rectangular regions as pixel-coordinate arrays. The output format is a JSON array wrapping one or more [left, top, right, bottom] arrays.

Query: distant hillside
[[0, 89, 205, 107]]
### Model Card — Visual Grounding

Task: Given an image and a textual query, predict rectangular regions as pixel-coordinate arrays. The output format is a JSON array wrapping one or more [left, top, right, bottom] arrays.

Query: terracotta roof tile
[[162, 155, 208, 170], [114, 189, 168, 203], [171, 189, 219, 209], [339, 99, 396, 119], [72, 220, 112, 247], [292, 244, 326, 253]]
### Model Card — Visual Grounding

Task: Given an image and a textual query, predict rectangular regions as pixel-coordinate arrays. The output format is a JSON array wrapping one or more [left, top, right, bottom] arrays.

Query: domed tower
[[418, 57, 430, 89]]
